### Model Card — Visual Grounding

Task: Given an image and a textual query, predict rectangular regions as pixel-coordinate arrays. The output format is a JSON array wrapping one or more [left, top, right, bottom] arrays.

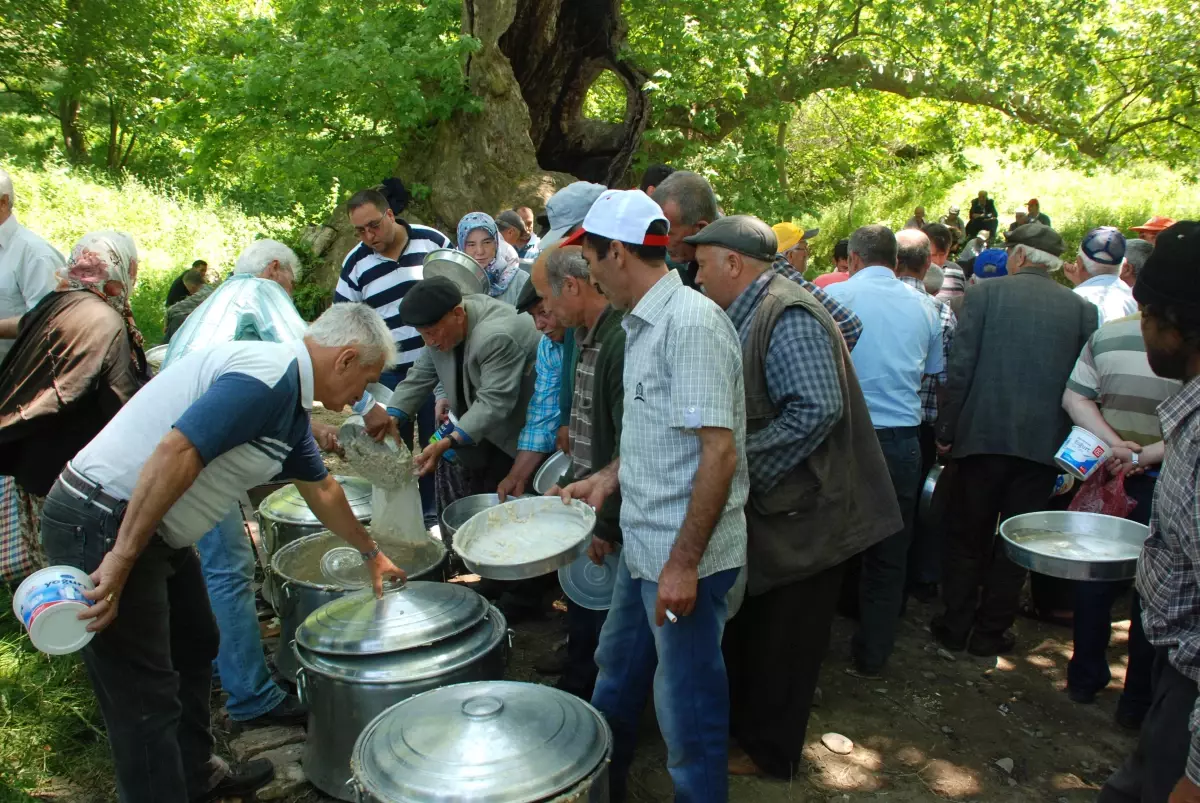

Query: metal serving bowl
[[423, 248, 488, 295], [533, 451, 572, 495], [441, 494, 506, 539], [453, 496, 595, 581], [999, 510, 1149, 582]]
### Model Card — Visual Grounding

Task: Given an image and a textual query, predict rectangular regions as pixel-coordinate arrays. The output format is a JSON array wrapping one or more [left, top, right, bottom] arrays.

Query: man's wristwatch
[[360, 543, 381, 562]]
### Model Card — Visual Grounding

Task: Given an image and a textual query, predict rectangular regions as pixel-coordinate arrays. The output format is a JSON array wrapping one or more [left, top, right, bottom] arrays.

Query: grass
[[0, 587, 113, 803], [3, 161, 291, 345]]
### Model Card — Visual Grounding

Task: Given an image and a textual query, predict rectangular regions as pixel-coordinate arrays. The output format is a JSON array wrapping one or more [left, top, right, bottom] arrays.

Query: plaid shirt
[[726, 271, 843, 492], [516, 335, 563, 453], [1136, 373, 1200, 784], [620, 269, 748, 581], [569, 310, 612, 476], [898, 275, 957, 423], [771, 258, 863, 352]]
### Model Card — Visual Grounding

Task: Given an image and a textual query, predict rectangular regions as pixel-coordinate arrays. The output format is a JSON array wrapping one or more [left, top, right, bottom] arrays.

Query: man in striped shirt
[[335, 188, 450, 521]]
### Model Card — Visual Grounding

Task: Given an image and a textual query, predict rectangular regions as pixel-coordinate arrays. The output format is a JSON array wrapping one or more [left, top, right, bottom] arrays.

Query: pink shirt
[[812, 271, 850, 288]]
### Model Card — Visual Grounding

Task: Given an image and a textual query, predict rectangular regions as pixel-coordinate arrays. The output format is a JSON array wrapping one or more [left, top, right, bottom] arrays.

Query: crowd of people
[[0, 157, 1198, 803]]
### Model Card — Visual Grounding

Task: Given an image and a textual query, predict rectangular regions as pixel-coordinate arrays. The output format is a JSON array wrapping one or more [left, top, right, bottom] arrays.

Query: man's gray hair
[[1011, 243, 1063, 273], [651, 171, 718, 226], [1125, 239, 1154, 281], [235, 239, 301, 281], [849, 224, 898, 269], [545, 247, 591, 294], [0, 168, 13, 206], [1079, 249, 1120, 277], [306, 303, 398, 367], [896, 229, 931, 275]]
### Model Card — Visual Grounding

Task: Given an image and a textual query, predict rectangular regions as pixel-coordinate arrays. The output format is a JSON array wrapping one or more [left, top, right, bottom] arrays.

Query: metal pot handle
[[347, 778, 365, 803], [278, 580, 296, 616], [295, 663, 307, 704]]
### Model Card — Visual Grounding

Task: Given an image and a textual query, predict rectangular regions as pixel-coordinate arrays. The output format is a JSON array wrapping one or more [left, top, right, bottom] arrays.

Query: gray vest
[[741, 274, 902, 595]]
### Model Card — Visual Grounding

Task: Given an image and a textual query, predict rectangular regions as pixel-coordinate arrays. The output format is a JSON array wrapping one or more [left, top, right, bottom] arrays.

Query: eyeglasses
[[354, 217, 386, 236]]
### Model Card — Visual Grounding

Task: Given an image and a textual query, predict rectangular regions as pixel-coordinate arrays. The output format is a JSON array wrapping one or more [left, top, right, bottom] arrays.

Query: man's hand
[[556, 425, 571, 455], [413, 437, 453, 477], [312, 422, 342, 455], [435, 398, 451, 425], [363, 404, 393, 442], [367, 550, 407, 597], [80, 550, 138, 632], [1170, 776, 1200, 803], [497, 472, 527, 502], [655, 556, 699, 627], [1106, 440, 1145, 475], [553, 473, 616, 511], [587, 536, 615, 566], [936, 440, 953, 457]]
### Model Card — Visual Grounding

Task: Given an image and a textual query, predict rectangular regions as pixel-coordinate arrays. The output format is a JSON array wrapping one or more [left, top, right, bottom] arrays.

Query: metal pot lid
[[557, 550, 618, 611], [353, 680, 610, 802], [296, 580, 487, 656], [273, 530, 447, 590], [258, 475, 372, 525], [296, 606, 506, 684], [532, 450, 571, 495]]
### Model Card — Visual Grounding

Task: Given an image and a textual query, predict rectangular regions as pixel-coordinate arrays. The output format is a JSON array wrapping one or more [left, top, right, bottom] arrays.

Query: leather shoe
[[191, 759, 274, 803], [240, 693, 307, 728], [967, 631, 1016, 657], [728, 748, 764, 776]]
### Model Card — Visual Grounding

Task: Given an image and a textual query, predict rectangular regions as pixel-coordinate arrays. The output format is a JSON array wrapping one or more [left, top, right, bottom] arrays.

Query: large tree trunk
[[308, 0, 650, 288]]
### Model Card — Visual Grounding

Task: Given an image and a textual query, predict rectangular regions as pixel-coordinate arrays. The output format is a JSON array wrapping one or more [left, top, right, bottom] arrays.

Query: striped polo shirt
[[333, 221, 450, 366], [1066, 313, 1182, 446]]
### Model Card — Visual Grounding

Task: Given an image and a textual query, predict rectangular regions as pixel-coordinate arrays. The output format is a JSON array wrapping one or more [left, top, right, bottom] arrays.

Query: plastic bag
[[1067, 465, 1137, 518]]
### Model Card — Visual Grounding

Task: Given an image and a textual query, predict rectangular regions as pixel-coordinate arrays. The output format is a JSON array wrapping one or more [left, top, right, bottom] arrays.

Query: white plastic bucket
[[12, 566, 96, 655], [1054, 426, 1111, 481]]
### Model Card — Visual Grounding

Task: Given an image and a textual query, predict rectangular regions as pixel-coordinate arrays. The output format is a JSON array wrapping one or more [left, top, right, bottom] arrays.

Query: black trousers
[[1099, 648, 1198, 802], [560, 600, 607, 699], [938, 454, 1058, 640], [40, 481, 222, 803], [724, 561, 846, 779]]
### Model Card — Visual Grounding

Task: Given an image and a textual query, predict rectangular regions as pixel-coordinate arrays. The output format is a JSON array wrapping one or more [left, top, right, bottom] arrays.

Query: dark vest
[[741, 275, 902, 595]]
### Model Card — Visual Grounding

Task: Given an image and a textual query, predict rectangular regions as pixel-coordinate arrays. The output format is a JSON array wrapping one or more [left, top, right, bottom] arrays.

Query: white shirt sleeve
[[18, 244, 64, 311]]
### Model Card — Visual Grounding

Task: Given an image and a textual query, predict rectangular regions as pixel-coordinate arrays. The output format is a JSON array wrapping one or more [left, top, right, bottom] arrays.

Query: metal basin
[[454, 496, 595, 581], [441, 493, 525, 539], [145, 344, 169, 376], [917, 461, 957, 531], [999, 510, 1148, 581], [422, 248, 488, 295], [533, 451, 572, 495]]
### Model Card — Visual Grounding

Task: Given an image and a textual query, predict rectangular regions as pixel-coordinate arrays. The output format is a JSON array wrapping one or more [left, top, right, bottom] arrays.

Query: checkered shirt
[[771, 258, 863, 352], [726, 271, 844, 492], [1135, 374, 1200, 784], [569, 313, 608, 477], [516, 335, 563, 453], [936, 264, 966, 300], [619, 269, 748, 581], [898, 275, 957, 423]]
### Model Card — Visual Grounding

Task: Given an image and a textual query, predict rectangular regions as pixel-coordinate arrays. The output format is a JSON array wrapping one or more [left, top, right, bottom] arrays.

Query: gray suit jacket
[[936, 269, 1099, 466], [387, 294, 540, 457]]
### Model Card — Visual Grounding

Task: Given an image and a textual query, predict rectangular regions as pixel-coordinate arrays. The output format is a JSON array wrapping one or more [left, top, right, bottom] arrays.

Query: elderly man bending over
[[39, 304, 405, 803], [689, 216, 901, 779]]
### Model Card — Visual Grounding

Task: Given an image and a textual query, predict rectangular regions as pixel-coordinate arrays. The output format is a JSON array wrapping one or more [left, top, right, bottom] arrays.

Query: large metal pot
[[270, 531, 447, 683], [258, 476, 373, 607], [350, 680, 611, 803], [296, 583, 510, 801]]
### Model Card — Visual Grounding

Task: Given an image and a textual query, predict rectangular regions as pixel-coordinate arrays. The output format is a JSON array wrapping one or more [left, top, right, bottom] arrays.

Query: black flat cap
[[515, 276, 541, 314], [1133, 221, 1200, 314], [400, 276, 463, 327], [683, 215, 778, 262], [496, 210, 526, 232]]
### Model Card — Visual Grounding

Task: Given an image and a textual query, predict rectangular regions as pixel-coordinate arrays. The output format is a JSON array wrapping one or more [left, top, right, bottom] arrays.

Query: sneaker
[[240, 693, 307, 728], [190, 758, 274, 803], [967, 631, 1016, 657]]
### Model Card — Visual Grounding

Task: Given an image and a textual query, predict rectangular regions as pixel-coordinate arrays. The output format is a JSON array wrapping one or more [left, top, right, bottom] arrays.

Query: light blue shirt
[[516, 335, 563, 452], [826, 265, 944, 428]]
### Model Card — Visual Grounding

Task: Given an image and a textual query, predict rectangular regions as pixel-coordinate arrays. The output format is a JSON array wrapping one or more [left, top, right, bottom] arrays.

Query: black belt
[[61, 466, 126, 513]]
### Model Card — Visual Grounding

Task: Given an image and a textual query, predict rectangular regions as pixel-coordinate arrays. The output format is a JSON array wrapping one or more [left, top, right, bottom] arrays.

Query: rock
[[229, 725, 306, 762], [922, 671, 936, 680], [255, 742, 305, 768], [256, 761, 307, 801], [936, 648, 957, 661], [821, 732, 854, 755], [1008, 777, 1018, 787], [941, 726, 954, 735], [995, 757, 1015, 774]]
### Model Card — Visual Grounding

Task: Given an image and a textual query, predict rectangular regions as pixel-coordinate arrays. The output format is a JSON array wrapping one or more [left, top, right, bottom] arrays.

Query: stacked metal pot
[[293, 582, 510, 801], [349, 680, 612, 803]]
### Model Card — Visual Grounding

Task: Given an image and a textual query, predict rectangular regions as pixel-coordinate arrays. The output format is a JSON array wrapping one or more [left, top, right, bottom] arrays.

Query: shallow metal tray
[[533, 450, 572, 495], [999, 510, 1148, 581], [422, 248, 488, 295], [453, 496, 595, 581]]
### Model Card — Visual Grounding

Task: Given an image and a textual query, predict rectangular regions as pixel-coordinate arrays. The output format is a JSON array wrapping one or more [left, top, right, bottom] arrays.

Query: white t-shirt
[[0, 214, 65, 361]]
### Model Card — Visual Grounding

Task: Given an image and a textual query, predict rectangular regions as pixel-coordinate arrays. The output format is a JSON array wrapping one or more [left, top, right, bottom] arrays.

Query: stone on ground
[[821, 732, 854, 755], [229, 725, 306, 762]]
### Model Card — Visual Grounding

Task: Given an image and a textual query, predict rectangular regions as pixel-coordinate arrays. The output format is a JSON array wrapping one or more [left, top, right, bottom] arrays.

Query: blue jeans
[[379, 365, 436, 523], [591, 556, 738, 803], [196, 507, 285, 720]]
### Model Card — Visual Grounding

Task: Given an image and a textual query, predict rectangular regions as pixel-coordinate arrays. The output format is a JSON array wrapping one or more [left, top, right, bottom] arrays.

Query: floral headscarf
[[457, 212, 521, 296], [56, 231, 144, 358]]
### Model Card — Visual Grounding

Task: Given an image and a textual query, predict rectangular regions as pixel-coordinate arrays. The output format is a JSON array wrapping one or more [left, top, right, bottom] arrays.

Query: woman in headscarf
[[0, 231, 147, 582], [457, 212, 529, 306]]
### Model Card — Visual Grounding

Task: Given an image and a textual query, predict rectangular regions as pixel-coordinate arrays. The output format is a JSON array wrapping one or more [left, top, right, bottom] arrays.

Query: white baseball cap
[[562, 189, 670, 249]]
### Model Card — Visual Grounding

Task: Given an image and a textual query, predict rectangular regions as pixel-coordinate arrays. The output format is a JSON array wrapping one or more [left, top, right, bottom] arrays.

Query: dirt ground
[[281, 410, 1139, 801]]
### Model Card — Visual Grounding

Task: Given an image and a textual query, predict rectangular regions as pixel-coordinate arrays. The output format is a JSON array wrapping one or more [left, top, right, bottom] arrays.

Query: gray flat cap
[[683, 215, 778, 262]]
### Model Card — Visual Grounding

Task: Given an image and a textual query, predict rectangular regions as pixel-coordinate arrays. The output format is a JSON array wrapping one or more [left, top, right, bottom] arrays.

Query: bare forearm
[[670, 429, 736, 570], [297, 475, 374, 552], [0, 316, 19, 338], [509, 451, 547, 486], [113, 432, 204, 561], [1062, 390, 1122, 445]]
